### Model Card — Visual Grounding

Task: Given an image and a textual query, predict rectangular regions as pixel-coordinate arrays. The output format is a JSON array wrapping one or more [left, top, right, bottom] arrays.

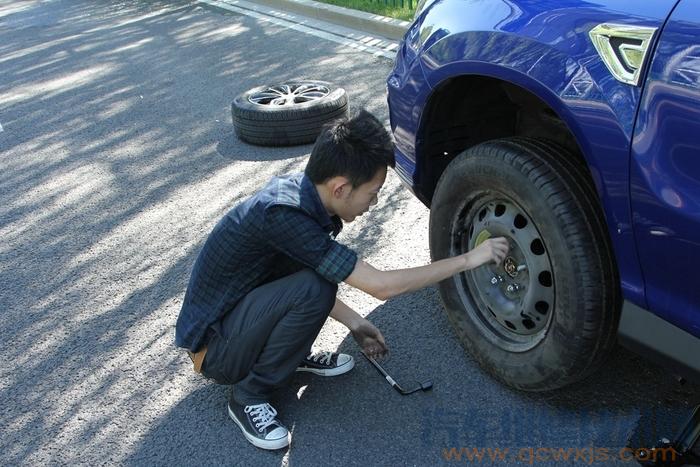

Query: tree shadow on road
[[215, 129, 315, 161], [0, 0, 399, 464], [123, 384, 287, 465], [121, 284, 699, 465], [319, 292, 700, 463]]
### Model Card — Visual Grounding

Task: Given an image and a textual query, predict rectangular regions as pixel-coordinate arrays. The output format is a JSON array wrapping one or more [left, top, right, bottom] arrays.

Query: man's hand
[[464, 237, 510, 269], [351, 319, 388, 359]]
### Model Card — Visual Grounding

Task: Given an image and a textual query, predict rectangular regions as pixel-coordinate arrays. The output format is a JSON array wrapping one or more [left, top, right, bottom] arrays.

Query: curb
[[241, 0, 410, 40]]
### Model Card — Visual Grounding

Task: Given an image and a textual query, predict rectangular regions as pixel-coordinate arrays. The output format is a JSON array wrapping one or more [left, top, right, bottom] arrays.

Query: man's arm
[[329, 298, 364, 331], [344, 237, 509, 301], [329, 298, 387, 358]]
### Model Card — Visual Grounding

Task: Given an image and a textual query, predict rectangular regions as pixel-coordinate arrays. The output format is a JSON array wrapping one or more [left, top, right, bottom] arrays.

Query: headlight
[[413, 0, 437, 19]]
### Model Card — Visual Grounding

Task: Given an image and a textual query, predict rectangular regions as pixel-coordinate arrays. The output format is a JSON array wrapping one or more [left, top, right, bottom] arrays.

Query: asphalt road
[[1, 1, 698, 466]]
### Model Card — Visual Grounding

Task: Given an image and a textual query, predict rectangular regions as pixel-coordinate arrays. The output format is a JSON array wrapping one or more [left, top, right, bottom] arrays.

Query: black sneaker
[[227, 401, 289, 450], [296, 351, 354, 376]]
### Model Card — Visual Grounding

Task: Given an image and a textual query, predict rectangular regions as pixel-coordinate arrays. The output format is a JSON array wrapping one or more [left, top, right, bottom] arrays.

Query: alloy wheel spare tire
[[231, 80, 348, 146], [429, 137, 621, 391]]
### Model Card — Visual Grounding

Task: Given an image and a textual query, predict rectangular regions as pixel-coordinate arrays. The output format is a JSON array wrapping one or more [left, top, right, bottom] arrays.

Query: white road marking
[[199, 0, 398, 59]]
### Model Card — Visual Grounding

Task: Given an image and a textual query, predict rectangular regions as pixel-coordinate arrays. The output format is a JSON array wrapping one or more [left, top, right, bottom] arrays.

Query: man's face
[[337, 167, 387, 223]]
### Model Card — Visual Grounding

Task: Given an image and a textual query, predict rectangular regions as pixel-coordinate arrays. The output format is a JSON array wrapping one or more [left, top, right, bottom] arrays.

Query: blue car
[[387, 0, 700, 391]]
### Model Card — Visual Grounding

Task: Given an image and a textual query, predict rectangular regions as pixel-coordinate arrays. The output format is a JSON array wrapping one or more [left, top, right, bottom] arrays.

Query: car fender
[[408, 0, 677, 306]]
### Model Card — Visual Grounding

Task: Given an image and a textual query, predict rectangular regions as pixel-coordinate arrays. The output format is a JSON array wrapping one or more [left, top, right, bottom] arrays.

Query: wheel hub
[[457, 196, 555, 347], [248, 83, 330, 106], [503, 256, 519, 278]]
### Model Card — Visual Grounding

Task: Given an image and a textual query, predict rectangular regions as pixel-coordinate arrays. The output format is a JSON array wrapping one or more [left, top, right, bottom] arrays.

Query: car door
[[630, 0, 700, 338]]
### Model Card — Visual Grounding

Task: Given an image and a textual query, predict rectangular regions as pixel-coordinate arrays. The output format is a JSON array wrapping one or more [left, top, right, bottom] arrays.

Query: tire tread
[[429, 137, 621, 391]]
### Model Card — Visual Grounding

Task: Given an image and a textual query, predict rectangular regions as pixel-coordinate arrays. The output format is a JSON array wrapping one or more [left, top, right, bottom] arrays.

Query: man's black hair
[[305, 109, 395, 188]]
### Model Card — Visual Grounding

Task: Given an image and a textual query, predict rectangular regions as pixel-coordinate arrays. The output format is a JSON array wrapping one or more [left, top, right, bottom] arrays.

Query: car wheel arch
[[413, 71, 603, 208]]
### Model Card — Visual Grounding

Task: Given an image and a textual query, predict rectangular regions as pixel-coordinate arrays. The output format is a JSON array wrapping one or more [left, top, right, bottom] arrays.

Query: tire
[[231, 80, 348, 146], [429, 137, 621, 391]]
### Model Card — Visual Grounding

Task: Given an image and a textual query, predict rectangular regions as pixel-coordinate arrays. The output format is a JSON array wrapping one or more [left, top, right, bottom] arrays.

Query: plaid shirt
[[175, 172, 358, 352]]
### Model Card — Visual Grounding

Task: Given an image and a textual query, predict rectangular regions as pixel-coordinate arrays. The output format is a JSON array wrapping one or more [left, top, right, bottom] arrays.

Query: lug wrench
[[362, 352, 433, 395]]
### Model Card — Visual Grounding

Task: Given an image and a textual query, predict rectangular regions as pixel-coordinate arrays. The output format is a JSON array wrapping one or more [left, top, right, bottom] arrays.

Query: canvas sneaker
[[296, 351, 354, 376], [227, 401, 290, 450]]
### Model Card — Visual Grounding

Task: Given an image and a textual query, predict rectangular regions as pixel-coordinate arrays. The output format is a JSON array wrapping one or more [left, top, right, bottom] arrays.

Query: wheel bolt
[[506, 283, 524, 294]]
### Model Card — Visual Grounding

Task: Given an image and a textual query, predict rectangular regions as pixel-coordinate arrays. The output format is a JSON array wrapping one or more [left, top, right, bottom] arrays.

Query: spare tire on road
[[231, 80, 348, 146]]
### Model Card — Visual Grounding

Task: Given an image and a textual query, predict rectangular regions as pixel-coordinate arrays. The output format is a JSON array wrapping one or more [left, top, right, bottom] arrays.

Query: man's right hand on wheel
[[464, 237, 510, 269]]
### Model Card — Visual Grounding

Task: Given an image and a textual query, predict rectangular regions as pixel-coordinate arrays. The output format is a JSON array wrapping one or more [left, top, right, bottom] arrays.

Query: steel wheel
[[429, 138, 620, 390], [456, 194, 555, 351]]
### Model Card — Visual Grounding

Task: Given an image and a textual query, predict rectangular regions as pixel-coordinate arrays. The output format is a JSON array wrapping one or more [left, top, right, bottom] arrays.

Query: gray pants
[[201, 268, 337, 405]]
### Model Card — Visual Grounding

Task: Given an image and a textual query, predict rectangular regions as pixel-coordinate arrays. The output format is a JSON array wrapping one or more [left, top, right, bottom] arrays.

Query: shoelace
[[245, 403, 279, 432], [306, 351, 333, 365]]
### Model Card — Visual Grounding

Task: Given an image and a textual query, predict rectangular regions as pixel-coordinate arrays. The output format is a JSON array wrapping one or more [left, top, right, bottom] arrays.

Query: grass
[[313, 0, 415, 21]]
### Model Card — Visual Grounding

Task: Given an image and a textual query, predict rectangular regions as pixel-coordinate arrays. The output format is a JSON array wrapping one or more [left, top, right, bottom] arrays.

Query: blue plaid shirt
[[175, 172, 358, 352]]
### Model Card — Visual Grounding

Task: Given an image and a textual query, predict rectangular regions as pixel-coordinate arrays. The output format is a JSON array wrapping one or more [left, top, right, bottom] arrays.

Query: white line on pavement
[[198, 0, 398, 59]]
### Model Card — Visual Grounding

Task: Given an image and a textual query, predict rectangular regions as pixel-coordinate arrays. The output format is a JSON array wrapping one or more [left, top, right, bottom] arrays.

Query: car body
[[387, 0, 700, 387]]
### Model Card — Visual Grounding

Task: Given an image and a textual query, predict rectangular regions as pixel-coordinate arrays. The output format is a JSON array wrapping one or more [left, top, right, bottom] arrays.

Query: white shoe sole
[[227, 405, 290, 450], [295, 356, 355, 376]]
